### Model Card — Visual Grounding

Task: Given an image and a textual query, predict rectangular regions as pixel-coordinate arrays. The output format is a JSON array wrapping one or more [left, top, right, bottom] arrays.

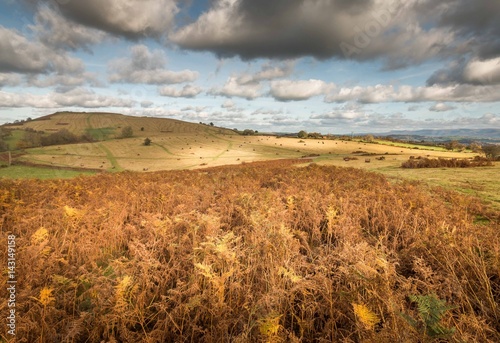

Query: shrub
[[482, 145, 500, 160], [402, 157, 493, 168], [298, 130, 308, 139], [121, 126, 133, 138], [144, 138, 152, 146]]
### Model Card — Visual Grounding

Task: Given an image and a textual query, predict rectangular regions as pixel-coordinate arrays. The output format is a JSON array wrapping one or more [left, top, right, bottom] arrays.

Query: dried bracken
[[0, 160, 498, 342]]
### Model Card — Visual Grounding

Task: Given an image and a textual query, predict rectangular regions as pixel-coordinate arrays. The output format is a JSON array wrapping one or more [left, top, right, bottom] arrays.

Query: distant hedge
[[401, 156, 493, 168]]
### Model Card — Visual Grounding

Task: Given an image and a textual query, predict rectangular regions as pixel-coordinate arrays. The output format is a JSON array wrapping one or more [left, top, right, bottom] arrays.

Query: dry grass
[[0, 160, 499, 342]]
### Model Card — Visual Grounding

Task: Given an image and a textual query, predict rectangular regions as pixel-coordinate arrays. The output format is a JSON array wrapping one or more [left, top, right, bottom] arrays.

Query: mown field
[[0, 160, 498, 342]]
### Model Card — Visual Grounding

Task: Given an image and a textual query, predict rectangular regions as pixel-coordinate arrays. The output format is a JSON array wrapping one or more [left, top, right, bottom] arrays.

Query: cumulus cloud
[[50, 88, 135, 108], [0, 90, 56, 108], [221, 99, 235, 109], [429, 103, 456, 112], [170, 0, 465, 67], [26, 72, 101, 88], [236, 61, 294, 84], [0, 73, 21, 88], [0, 26, 53, 73], [325, 83, 500, 103], [311, 103, 367, 121], [29, 5, 106, 52], [270, 79, 335, 101], [0, 88, 135, 109], [209, 76, 262, 99], [140, 100, 154, 108], [428, 57, 500, 86], [463, 57, 500, 85], [0, 24, 93, 90], [159, 84, 202, 98], [56, 0, 178, 40], [109, 45, 199, 84]]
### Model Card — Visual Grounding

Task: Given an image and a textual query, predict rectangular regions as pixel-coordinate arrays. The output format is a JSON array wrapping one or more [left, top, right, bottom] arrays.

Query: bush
[[40, 129, 79, 146], [401, 157, 493, 168], [482, 145, 500, 160], [298, 130, 308, 139], [144, 138, 152, 146], [121, 126, 133, 138]]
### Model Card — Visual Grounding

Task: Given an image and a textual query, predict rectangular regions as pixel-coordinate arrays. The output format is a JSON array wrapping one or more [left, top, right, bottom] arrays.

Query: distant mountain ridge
[[374, 128, 500, 143]]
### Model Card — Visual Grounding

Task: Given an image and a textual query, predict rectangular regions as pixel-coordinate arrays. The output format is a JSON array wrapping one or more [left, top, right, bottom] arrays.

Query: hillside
[[0, 161, 498, 342], [6, 111, 235, 137]]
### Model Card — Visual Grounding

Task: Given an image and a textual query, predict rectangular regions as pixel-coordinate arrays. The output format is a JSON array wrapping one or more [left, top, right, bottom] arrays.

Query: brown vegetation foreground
[[1, 160, 499, 342]]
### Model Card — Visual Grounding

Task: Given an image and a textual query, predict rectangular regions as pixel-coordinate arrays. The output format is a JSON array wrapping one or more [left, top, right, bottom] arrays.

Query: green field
[[0, 165, 95, 179]]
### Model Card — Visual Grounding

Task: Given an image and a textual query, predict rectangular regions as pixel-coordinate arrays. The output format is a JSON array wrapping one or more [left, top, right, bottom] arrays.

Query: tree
[[0, 140, 9, 152], [210, 122, 214, 127], [298, 130, 308, 139], [121, 126, 133, 138], [364, 134, 374, 142], [482, 145, 500, 160], [468, 142, 482, 153], [242, 129, 255, 136], [144, 137, 152, 146]]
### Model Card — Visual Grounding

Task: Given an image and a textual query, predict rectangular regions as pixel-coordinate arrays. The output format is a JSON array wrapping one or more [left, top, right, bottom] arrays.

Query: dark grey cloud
[[0, 26, 52, 73], [170, 0, 500, 71], [29, 5, 106, 52], [171, 0, 396, 60], [56, 0, 178, 40], [171, 0, 458, 66], [428, 57, 500, 86]]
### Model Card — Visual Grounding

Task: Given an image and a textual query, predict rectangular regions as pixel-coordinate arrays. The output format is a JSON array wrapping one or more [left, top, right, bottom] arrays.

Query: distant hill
[[4, 111, 235, 138], [378, 129, 500, 143]]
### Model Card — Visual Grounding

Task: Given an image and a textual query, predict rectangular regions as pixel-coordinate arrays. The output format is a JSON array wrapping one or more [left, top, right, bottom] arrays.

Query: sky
[[0, 0, 499, 134]]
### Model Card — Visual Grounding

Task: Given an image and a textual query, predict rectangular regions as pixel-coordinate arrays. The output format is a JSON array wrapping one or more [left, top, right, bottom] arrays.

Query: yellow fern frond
[[39, 287, 55, 307], [259, 313, 282, 338], [64, 205, 79, 218], [31, 227, 49, 245], [352, 303, 379, 330]]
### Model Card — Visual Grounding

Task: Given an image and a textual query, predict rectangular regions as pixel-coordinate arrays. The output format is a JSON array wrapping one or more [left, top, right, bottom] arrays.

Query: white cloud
[[325, 83, 500, 103], [429, 103, 456, 112], [463, 57, 500, 85], [270, 79, 335, 101], [221, 99, 235, 109], [0, 88, 135, 109], [159, 84, 202, 98], [109, 45, 198, 85], [0, 90, 57, 108], [236, 61, 294, 84], [0, 73, 21, 88], [210, 76, 262, 99]]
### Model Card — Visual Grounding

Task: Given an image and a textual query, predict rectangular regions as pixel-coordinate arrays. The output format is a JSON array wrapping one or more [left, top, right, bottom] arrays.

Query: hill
[[0, 161, 498, 341], [6, 111, 235, 138], [379, 128, 500, 144]]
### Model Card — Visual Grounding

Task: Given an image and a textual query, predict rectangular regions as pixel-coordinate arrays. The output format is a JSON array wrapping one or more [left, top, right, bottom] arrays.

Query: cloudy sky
[[1, 0, 499, 133]]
